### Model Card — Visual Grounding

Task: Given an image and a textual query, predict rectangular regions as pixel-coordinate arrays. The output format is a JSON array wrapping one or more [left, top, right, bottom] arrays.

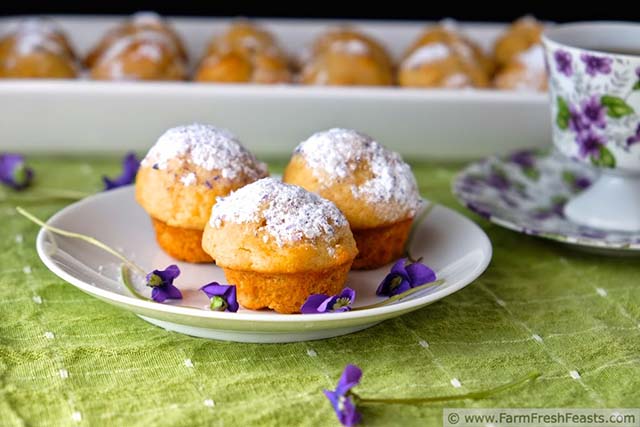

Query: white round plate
[[453, 148, 640, 254], [36, 186, 492, 343]]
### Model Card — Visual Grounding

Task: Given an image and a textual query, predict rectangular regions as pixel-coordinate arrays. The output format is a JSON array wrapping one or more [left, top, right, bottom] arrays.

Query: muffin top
[[284, 128, 422, 228], [89, 28, 187, 80], [140, 123, 267, 182], [1, 18, 76, 59], [208, 22, 282, 57], [136, 124, 267, 229], [300, 29, 393, 86], [493, 16, 544, 68], [398, 23, 492, 88], [210, 177, 347, 246], [196, 22, 291, 84], [204, 178, 357, 272], [86, 11, 187, 66]]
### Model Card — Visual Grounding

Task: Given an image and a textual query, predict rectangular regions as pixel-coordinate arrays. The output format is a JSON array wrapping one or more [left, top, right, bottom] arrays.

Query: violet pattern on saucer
[[453, 148, 640, 251]]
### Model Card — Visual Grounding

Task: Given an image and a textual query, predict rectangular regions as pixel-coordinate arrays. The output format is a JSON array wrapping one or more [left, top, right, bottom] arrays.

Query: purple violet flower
[[532, 200, 566, 221], [569, 104, 589, 133], [467, 201, 492, 219], [103, 152, 140, 191], [458, 175, 482, 193], [574, 176, 592, 190], [576, 130, 605, 158], [580, 53, 613, 76], [627, 123, 640, 147], [636, 67, 640, 79], [487, 172, 510, 190], [580, 96, 606, 129], [146, 265, 182, 303], [376, 258, 436, 297], [200, 282, 239, 312], [324, 364, 362, 427], [301, 288, 356, 314], [509, 150, 536, 169], [554, 50, 573, 77], [0, 153, 34, 190]]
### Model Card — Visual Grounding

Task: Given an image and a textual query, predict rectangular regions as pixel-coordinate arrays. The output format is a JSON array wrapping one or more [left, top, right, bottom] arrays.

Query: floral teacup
[[543, 22, 640, 232]]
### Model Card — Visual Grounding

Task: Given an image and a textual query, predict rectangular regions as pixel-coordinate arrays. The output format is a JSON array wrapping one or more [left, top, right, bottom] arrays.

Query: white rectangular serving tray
[[0, 16, 551, 158]]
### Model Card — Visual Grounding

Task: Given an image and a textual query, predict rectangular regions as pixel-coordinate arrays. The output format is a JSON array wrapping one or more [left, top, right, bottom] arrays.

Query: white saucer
[[454, 149, 640, 254], [36, 186, 492, 343]]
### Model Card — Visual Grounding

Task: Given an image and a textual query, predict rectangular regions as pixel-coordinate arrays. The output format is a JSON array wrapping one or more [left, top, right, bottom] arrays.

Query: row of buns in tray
[[0, 12, 547, 91]]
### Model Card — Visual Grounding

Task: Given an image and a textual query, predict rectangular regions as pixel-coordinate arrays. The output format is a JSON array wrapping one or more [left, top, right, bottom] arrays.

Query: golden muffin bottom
[[352, 218, 413, 270], [151, 217, 213, 263], [222, 262, 352, 314]]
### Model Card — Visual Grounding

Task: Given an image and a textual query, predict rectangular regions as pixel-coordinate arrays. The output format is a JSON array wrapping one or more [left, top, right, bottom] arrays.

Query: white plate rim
[[36, 186, 492, 325]]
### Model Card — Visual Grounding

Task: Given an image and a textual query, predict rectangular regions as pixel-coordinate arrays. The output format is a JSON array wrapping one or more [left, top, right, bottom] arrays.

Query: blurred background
[[1, 1, 638, 21]]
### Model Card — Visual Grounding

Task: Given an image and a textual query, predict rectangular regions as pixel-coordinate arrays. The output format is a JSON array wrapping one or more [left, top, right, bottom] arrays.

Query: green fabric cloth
[[0, 156, 639, 427]]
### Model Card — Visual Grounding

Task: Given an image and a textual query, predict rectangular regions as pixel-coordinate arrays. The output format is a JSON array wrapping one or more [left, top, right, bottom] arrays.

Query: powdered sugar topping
[[95, 30, 177, 66], [180, 172, 197, 186], [444, 73, 471, 88], [330, 39, 370, 56], [142, 123, 267, 181], [14, 32, 64, 56], [134, 43, 162, 61], [403, 43, 450, 69], [505, 44, 546, 91], [210, 178, 348, 246], [517, 44, 545, 71], [3, 18, 65, 39], [4, 18, 69, 56], [294, 128, 422, 220]]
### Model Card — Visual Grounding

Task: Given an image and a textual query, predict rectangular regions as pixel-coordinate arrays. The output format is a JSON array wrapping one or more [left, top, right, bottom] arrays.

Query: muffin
[[283, 128, 422, 270], [299, 28, 393, 86], [87, 12, 187, 81], [0, 18, 78, 78], [493, 17, 547, 92], [85, 11, 187, 68], [89, 30, 187, 81], [398, 23, 492, 88], [202, 178, 358, 313], [195, 22, 291, 84], [136, 123, 268, 263]]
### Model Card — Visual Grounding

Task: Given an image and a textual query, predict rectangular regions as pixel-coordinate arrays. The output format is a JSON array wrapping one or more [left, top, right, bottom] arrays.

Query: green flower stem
[[16, 206, 145, 275], [352, 279, 445, 311], [354, 371, 540, 405], [1, 188, 90, 202], [120, 265, 151, 301]]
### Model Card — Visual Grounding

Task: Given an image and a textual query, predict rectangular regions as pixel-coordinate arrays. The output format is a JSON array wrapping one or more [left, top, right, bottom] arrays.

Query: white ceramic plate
[[36, 186, 492, 343], [0, 16, 549, 158]]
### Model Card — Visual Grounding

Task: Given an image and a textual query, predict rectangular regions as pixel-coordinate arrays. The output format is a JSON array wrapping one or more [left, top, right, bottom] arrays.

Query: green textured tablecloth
[[1, 156, 639, 427]]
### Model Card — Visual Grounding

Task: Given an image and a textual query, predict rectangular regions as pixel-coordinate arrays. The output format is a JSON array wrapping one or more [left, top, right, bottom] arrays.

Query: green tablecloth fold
[[0, 156, 638, 427]]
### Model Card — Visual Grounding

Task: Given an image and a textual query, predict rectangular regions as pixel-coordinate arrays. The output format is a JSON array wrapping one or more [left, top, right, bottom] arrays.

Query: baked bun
[[0, 18, 78, 78], [136, 123, 268, 262], [299, 28, 393, 86], [88, 12, 187, 81], [283, 128, 422, 269], [195, 22, 291, 84], [493, 17, 547, 92], [85, 12, 186, 68], [398, 23, 492, 88], [202, 177, 358, 313]]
